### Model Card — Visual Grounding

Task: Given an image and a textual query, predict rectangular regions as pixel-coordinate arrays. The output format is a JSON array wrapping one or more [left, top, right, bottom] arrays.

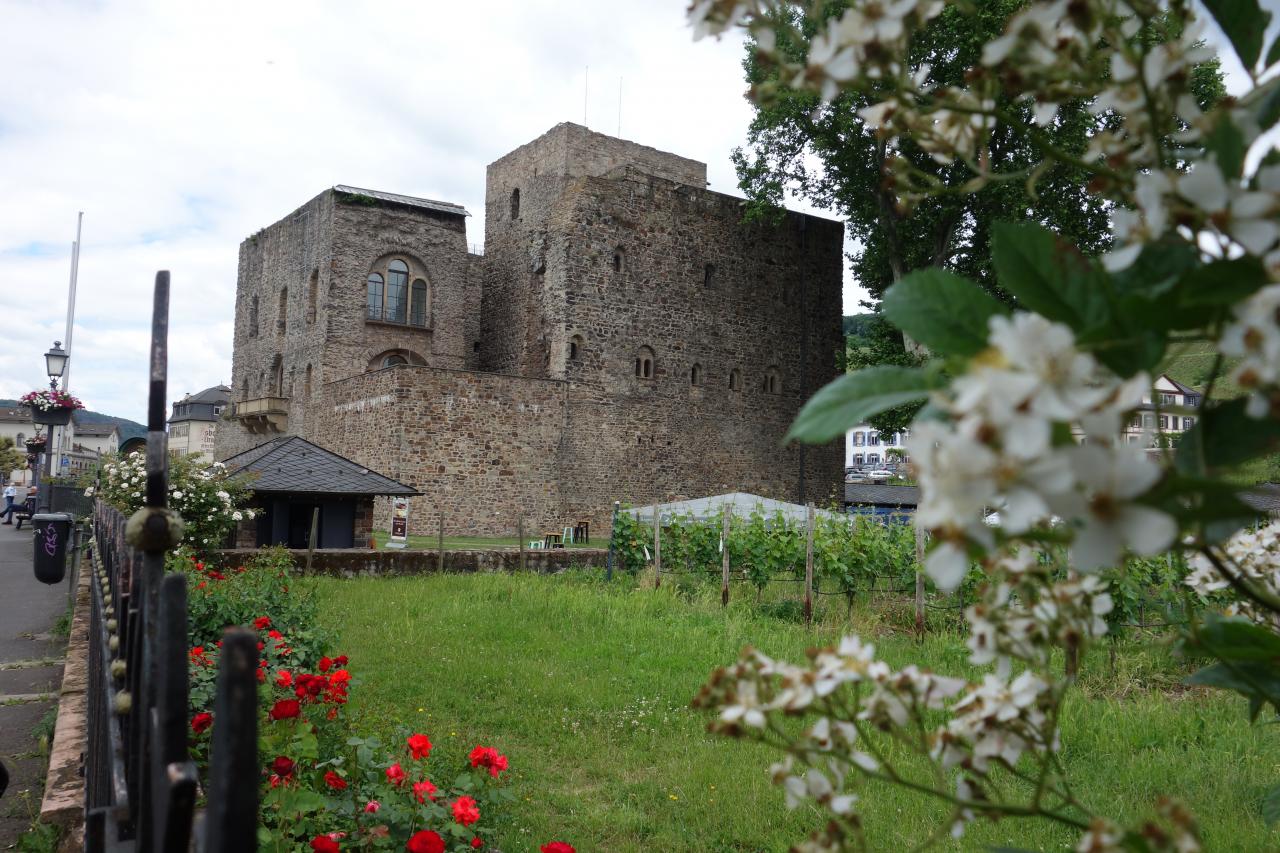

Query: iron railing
[[84, 272, 259, 852]]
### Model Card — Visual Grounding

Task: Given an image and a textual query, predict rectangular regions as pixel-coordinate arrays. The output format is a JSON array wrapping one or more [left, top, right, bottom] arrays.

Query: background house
[[169, 384, 231, 462]]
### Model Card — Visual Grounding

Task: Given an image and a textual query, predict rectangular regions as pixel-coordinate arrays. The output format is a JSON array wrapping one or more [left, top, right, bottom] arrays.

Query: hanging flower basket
[[25, 437, 47, 454], [20, 390, 84, 427]]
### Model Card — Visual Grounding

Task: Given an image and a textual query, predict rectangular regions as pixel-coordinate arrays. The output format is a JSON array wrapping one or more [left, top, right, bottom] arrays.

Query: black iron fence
[[83, 272, 260, 852]]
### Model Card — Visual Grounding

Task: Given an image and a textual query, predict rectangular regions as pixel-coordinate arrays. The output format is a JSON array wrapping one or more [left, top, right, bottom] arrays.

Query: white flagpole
[[56, 212, 83, 476]]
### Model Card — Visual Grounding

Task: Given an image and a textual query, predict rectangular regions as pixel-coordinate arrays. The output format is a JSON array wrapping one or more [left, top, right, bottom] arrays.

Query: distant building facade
[[215, 123, 845, 536], [846, 425, 910, 471], [169, 385, 231, 462]]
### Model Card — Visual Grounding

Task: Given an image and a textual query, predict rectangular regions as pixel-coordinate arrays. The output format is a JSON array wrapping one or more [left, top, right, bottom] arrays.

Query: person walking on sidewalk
[[0, 482, 16, 524]]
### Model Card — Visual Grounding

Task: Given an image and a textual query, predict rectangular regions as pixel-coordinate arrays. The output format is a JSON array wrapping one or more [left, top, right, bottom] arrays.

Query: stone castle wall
[[218, 123, 845, 537], [311, 365, 569, 537]]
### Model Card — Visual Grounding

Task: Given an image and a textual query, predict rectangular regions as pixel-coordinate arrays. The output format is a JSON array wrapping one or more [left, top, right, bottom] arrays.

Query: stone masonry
[[216, 123, 845, 537]]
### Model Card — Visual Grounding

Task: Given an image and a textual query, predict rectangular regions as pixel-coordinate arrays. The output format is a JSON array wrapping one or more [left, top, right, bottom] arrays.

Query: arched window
[[613, 247, 625, 273], [386, 260, 408, 323], [568, 335, 583, 362], [367, 258, 428, 326], [763, 368, 781, 394], [307, 269, 318, 323], [703, 263, 715, 286], [249, 295, 259, 338], [277, 287, 287, 335], [410, 279, 428, 327], [634, 346, 654, 380], [510, 188, 520, 220], [690, 363, 702, 386], [729, 368, 741, 391], [366, 273, 384, 320], [304, 364, 312, 397], [382, 354, 409, 368]]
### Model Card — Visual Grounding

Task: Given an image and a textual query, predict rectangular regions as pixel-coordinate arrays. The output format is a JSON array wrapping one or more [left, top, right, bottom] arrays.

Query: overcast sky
[[0, 1, 1267, 424]]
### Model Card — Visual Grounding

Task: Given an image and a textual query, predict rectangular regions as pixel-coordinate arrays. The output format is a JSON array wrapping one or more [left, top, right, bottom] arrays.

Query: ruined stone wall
[[310, 365, 569, 537], [549, 169, 845, 525], [218, 191, 335, 460], [217, 189, 481, 462]]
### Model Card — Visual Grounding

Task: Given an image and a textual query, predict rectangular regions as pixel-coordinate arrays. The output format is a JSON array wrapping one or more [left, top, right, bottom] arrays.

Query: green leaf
[[1178, 256, 1270, 308], [1188, 659, 1280, 705], [991, 221, 1111, 334], [1269, 33, 1280, 69], [1202, 0, 1272, 70], [1244, 71, 1280, 130], [1204, 113, 1248, 178], [881, 269, 1008, 358], [1177, 398, 1280, 471], [786, 365, 946, 444], [1195, 614, 1280, 661], [1262, 784, 1280, 826]]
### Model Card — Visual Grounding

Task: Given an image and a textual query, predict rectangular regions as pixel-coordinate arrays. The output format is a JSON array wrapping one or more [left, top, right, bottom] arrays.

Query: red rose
[[195, 562, 204, 571], [269, 699, 301, 720], [412, 779, 437, 803], [318, 656, 333, 672], [385, 762, 406, 786], [405, 831, 444, 853], [470, 838, 483, 849], [191, 712, 213, 734], [254, 616, 271, 630], [271, 756, 295, 778], [324, 770, 347, 790], [268, 629, 283, 640], [363, 800, 381, 813], [276, 670, 293, 688], [195, 581, 207, 590], [333, 655, 349, 666], [310, 836, 340, 853], [540, 844, 575, 853], [256, 667, 266, 684], [451, 795, 480, 826], [407, 733, 433, 760], [469, 745, 508, 778]]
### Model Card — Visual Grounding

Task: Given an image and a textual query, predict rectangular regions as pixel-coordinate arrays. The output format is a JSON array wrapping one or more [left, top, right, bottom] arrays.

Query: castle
[[215, 123, 845, 537]]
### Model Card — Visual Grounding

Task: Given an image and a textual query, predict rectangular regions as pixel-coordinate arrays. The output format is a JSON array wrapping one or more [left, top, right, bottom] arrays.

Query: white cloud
[[1, 1, 1261, 421], [1, 0, 868, 422]]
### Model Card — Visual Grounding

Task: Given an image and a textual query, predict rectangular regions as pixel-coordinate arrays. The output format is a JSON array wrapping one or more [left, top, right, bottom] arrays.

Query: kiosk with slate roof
[[221, 435, 418, 548]]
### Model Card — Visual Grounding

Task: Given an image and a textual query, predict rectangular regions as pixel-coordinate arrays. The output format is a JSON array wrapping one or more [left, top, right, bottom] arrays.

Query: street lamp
[[44, 341, 68, 390]]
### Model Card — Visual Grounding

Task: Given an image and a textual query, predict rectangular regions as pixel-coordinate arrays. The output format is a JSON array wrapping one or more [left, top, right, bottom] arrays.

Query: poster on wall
[[388, 496, 409, 549]]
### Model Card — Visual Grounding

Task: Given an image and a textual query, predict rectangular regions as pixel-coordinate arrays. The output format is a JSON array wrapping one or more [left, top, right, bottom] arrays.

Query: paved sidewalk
[[0, 520, 70, 847]]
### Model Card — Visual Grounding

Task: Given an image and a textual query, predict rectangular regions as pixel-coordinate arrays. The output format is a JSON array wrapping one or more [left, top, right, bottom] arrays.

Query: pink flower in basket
[[19, 389, 85, 412]]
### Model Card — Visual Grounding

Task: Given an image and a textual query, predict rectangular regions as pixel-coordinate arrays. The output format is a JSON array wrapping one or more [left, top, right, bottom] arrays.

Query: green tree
[[734, 0, 1222, 305], [0, 437, 24, 481]]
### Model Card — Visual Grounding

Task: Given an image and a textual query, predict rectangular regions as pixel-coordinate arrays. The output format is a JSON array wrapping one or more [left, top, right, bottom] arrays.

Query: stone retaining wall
[[215, 547, 609, 577], [40, 554, 88, 852]]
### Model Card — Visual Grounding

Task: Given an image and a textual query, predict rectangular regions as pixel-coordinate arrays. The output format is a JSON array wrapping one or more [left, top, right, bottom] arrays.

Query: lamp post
[[39, 342, 70, 511]]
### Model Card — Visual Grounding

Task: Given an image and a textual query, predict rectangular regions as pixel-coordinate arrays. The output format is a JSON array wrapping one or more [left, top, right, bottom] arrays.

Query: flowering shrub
[[689, 0, 1280, 848], [184, 547, 565, 851], [93, 450, 252, 555], [19, 389, 84, 411]]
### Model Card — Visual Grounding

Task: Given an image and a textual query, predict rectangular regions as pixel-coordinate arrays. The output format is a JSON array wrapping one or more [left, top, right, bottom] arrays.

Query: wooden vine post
[[720, 507, 731, 607], [804, 503, 815, 626], [652, 504, 661, 589], [518, 516, 526, 572], [437, 512, 445, 573], [914, 524, 926, 639]]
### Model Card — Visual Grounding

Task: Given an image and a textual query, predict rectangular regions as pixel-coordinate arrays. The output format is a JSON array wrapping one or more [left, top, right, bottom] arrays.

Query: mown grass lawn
[[316, 572, 1280, 852]]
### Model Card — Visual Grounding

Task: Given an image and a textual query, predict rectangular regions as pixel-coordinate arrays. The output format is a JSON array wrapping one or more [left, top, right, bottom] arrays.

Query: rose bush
[[184, 548, 568, 851], [93, 450, 253, 555]]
